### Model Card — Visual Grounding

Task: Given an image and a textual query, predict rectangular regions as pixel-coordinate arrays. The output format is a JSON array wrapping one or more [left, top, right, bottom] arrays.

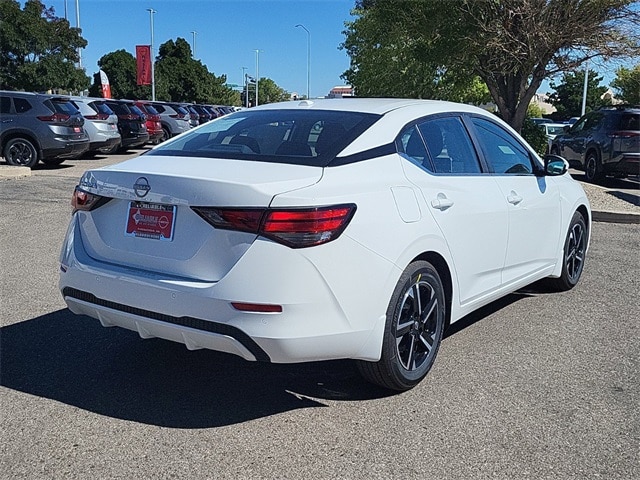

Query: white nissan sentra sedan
[[59, 99, 591, 391]]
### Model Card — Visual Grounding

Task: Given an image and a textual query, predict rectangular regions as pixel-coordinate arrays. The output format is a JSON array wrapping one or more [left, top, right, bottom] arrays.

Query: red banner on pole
[[136, 45, 152, 86], [99, 70, 112, 98]]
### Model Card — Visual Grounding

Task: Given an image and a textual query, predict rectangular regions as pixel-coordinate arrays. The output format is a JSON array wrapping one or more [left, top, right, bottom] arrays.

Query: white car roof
[[252, 98, 489, 116]]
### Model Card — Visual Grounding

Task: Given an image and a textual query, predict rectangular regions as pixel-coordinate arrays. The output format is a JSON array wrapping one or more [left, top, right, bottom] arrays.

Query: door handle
[[507, 191, 523, 205], [431, 193, 454, 211]]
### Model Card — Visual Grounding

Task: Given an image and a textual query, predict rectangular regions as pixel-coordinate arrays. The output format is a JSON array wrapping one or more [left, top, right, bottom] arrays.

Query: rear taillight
[[608, 131, 640, 139], [84, 113, 110, 120], [37, 113, 70, 123], [72, 187, 110, 212], [192, 204, 356, 248]]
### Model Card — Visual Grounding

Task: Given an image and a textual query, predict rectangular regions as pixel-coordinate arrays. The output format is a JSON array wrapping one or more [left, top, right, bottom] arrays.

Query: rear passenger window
[[0, 97, 10, 114], [398, 126, 429, 169], [14, 98, 32, 113], [418, 117, 482, 174], [472, 118, 533, 174]]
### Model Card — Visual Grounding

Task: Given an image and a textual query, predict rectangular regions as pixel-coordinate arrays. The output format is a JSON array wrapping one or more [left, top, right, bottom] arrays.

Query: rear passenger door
[[399, 115, 508, 306], [469, 117, 562, 285]]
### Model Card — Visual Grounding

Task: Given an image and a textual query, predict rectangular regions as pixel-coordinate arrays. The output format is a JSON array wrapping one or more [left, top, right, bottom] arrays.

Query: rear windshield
[[614, 113, 640, 131], [91, 101, 115, 115], [147, 109, 380, 167], [47, 98, 80, 115], [106, 102, 131, 115], [139, 103, 159, 115]]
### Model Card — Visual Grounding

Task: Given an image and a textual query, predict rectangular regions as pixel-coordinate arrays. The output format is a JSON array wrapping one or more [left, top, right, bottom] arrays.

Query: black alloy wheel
[[357, 260, 446, 391], [547, 211, 588, 291], [4, 137, 38, 168]]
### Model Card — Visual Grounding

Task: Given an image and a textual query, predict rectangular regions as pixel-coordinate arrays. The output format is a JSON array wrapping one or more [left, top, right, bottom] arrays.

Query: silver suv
[[149, 101, 192, 141], [0, 91, 89, 168], [68, 97, 121, 156]]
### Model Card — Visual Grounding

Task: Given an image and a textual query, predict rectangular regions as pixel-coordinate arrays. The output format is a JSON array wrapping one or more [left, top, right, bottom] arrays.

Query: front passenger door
[[470, 117, 562, 285]]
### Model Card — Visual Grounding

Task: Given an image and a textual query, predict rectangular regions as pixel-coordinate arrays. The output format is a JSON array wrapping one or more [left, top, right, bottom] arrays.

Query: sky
[[45, 0, 356, 98]]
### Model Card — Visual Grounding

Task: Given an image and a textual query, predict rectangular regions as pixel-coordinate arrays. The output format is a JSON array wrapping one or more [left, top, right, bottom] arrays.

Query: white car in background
[[59, 99, 591, 391], [542, 122, 569, 153]]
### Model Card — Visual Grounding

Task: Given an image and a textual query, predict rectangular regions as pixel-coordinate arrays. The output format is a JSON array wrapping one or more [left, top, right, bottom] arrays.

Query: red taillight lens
[[192, 204, 356, 248], [608, 131, 640, 139], [231, 302, 282, 313], [193, 208, 264, 234], [84, 113, 110, 120], [72, 187, 110, 212], [37, 113, 71, 123], [118, 114, 138, 121]]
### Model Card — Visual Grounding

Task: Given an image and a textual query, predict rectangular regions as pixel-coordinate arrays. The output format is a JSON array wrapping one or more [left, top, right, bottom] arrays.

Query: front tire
[[3, 137, 39, 168], [547, 211, 588, 291], [357, 261, 446, 391]]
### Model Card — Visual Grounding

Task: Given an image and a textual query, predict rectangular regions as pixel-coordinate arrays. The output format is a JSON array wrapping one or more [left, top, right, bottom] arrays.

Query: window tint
[[418, 117, 481, 174], [614, 113, 640, 131], [583, 113, 604, 130], [0, 96, 11, 114], [472, 118, 533, 174], [90, 102, 115, 115], [14, 98, 32, 113], [48, 99, 79, 115], [148, 109, 379, 167], [398, 126, 430, 170]]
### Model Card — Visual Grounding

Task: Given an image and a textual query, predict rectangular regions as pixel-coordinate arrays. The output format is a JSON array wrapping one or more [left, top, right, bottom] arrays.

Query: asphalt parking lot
[[1, 151, 639, 479]]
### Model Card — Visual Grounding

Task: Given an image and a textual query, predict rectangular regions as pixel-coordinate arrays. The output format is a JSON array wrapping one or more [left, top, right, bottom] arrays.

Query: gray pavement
[[1, 163, 638, 478]]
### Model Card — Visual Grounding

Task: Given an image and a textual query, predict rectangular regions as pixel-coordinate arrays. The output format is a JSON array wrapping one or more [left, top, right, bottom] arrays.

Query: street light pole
[[147, 8, 156, 101], [241, 67, 248, 108], [295, 24, 310, 100], [191, 31, 197, 58], [254, 49, 260, 107], [75, 0, 81, 68]]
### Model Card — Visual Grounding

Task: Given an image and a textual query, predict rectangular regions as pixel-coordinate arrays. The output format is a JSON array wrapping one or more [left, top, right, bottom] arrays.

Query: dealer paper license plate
[[125, 202, 176, 241]]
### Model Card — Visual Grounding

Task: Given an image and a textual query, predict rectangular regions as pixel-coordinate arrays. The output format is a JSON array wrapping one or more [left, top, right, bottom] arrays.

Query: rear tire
[[584, 151, 603, 183], [357, 260, 446, 391], [3, 137, 39, 168]]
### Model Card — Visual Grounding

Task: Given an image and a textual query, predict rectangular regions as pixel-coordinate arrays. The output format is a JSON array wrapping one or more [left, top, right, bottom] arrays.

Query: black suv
[[551, 106, 640, 182], [104, 99, 150, 152], [0, 91, 89, 168]]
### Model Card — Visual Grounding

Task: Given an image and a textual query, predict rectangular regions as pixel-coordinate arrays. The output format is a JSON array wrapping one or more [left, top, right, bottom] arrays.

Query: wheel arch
[[1, 130, 42, 159], [410, 251, 453, 330]]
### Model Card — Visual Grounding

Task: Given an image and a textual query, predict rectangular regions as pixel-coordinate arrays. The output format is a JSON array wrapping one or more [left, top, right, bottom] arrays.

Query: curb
[[591, 210, 640, 224], [0, 165, 31, 179]]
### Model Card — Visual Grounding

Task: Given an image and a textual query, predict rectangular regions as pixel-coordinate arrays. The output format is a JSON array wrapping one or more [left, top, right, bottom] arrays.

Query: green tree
[[255, 78, 290, 105], [342, 0, 640, 132], [88, 49, 149, 99], [611, 64, 640, 104], [341, 1, 490, 104], [0, 0, 89, 92], [88, 39, 240, 105], [548, 70, 610, 118], [155, 38, 236, 104]]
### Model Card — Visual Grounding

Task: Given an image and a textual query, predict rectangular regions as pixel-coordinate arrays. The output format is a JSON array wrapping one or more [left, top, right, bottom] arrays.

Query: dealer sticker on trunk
[[125, 201, 176, 241]]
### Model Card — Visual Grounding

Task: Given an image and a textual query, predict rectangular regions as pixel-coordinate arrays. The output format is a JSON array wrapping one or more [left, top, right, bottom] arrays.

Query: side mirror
[[543, 154, 568, 176], [563, 125, 570, 133]]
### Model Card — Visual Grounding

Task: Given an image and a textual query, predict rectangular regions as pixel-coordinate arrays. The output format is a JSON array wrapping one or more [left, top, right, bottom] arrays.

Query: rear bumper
[[59, 216, 396, 363], [121, 133, 149, 149], [604, 153, 640, 176], [42, 139, 90, 160]]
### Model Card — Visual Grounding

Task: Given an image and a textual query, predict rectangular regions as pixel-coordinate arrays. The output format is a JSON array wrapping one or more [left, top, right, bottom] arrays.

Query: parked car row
[[0, 90, 235, 168]]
